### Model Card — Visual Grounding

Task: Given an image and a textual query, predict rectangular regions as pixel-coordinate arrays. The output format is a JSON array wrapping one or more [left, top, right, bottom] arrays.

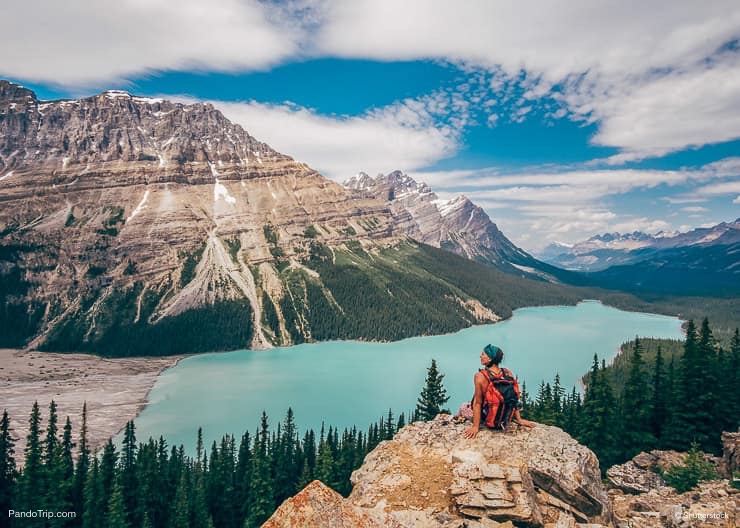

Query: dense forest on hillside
[[0, 404, 409, 528], [523, 319, 740, 469]]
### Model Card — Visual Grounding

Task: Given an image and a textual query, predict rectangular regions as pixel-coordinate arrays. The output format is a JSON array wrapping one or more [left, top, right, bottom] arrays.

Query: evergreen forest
[[521, 319, 740, 470]]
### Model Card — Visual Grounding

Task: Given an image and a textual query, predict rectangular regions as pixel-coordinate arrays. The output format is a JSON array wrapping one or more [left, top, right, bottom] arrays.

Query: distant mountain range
[[538, 220, 739, 271], [538, 220, 740, 297]]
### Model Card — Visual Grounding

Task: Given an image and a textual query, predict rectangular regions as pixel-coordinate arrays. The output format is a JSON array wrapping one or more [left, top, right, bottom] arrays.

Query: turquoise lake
[[131, 301, 683, 453]]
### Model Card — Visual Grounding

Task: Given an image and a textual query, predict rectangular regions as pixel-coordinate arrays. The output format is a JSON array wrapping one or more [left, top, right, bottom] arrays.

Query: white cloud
[[681, 206, 708, 213], [695, 180, 740, 196], [212, 99, 459, 180], [734, 196, 740, 204], [411, 158, 740, 197], [0, 0, 296, 85], [315, 1, 740, 160], [316, 1, 739, 81], [583, 53, 740, 160]]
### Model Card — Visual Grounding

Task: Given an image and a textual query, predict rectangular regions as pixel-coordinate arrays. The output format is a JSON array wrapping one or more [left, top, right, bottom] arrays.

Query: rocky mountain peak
[[263, 415, 616, 527], [342, 170, 559, 281], [0, 80, 289, 175]]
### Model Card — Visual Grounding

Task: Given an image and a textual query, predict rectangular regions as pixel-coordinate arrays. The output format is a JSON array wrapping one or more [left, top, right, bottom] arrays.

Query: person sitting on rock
[[463, 344, 536, 438]]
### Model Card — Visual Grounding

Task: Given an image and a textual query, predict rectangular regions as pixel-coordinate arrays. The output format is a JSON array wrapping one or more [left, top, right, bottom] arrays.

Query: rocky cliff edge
[[264, 415, 616, 528]]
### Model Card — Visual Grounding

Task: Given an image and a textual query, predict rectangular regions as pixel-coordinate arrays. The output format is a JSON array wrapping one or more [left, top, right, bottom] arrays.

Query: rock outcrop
[[609, 480, 737, 528], [262, 480, 403, 528], [265, 415, 616, 528]]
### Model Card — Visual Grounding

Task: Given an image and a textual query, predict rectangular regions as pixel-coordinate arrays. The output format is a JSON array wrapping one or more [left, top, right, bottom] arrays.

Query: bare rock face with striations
[[344, 170, 562, 282], [0, 80, 400, 353]]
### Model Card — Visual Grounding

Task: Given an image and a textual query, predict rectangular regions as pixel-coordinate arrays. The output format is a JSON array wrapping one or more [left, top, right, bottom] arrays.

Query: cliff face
[[264, 416, 616, 528], [344, 170, 565, 282], [0, 80, 401, 352]]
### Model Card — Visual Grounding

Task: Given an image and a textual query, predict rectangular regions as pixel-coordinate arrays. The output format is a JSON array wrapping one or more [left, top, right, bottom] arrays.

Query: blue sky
[[2, 1, 739, 251]]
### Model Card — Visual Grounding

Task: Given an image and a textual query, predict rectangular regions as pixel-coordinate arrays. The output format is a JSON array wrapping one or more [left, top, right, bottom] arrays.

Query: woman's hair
[[484, 344, 504, 367]]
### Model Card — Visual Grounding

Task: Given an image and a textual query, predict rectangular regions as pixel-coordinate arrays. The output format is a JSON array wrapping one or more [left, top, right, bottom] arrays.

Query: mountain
[[539, 220, 740, 272], [0, 81, 582, 355], [343, 170, 567, 282]]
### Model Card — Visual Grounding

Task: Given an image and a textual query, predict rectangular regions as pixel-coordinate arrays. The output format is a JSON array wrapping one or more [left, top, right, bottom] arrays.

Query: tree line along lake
[[129, 300, 684, 454]]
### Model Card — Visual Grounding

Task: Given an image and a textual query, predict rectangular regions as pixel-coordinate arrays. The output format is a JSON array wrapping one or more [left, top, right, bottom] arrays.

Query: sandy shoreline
[[0, 349, 183, 460]]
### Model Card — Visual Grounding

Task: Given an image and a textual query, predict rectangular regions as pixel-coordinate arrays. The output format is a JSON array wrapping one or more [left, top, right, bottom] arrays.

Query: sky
[[2, 0, 739, 252]]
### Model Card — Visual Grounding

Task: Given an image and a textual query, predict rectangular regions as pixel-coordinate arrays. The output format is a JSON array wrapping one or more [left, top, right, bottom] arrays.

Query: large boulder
[[261, 480, 403, 528], [348, 415, 615, 528]]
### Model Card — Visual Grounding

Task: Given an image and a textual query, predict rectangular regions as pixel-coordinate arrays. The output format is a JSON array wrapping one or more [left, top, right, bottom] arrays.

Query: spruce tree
[[106, 478, 129, 528], [396, 412, 406, 431], [579, 356, 618, 470], [169, 472, 190, 528], [662, 321, 698, 451], [651, 346, 667, 439], [20, 401, 43, 514], [415, 359, 450, 421], [83, 456, 104, 528], [120, 421, 138, 527], [0, 410, 17, 522], [619, 337, 656, 459], [244, 413, 274, 528], [273, 408, 298, 504], [72, 402, 90, 526], [692, 319, 721, 452]]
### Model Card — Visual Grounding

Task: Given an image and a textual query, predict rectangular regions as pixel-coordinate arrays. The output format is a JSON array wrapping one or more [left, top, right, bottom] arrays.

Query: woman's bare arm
[[464, 372, 487, 438]]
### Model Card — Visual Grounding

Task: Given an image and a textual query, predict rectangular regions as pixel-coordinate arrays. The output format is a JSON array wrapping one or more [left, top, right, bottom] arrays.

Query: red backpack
[[479, 368, 521, 429]]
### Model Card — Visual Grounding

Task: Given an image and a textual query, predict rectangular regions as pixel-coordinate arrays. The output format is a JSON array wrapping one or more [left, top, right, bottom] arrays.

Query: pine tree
[[120, 421, 138, 527], [650, 346, 667, 439], [107, 478, 130, 528], [415, 359, 450, 421], [169, 472, 190, 528], [274, 408, 298, 504], [662, 321, 698, 451], [244, 412, 274, 528], [235, 431, 252, 522], [19, 401, 43, 513], [579, 356, 619, 470], [83, 456, 104, 528], [0, 410, 17, 522], [72, 402, 90, 526], [552, 374, 564, 423], [619, 337, 656, 459], [383, 409, 395, 441], [396, 412, 406, 431], [694, 319, 721, 453]]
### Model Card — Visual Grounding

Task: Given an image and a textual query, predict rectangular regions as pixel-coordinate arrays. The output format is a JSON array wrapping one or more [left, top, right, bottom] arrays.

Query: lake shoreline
[[0, 348, 184, 462]]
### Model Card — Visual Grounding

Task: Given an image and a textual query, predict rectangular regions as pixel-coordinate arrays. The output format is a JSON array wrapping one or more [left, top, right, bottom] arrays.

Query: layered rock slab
[[348, 415, 615, 528]]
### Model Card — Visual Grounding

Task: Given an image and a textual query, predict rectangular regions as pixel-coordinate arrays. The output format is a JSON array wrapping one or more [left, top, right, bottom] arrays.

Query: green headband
[[484, 344, 501, 361]]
